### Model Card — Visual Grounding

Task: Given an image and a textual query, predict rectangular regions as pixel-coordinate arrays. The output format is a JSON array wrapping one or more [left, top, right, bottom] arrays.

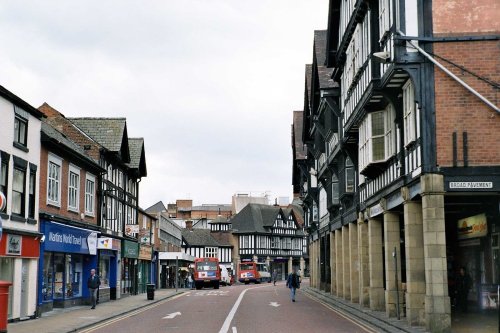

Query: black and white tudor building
[[231, 204, 306, 280]]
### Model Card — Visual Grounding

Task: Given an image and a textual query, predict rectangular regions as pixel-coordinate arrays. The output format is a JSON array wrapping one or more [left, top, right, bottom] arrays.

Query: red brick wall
[[39, 145, 98, 225], [434, 40, 500, 167]]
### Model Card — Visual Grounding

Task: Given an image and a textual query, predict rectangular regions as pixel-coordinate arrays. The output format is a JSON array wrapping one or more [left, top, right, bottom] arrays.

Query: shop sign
[[449, 182, 493, 189], [457, 213, 487, 240], [139, 245, 152, 260], [44, 221, 98, 255], [97, 237, 120, 250], [122, 240, 139, 258], [125, 224, 139, 237], [6, 234, 22, 255]]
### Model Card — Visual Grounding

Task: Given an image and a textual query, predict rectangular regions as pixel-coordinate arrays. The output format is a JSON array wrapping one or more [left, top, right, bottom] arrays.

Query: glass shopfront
[[42, 253, 83, 300], [0, 257, 14, 318], [121, 240, 139, 295]]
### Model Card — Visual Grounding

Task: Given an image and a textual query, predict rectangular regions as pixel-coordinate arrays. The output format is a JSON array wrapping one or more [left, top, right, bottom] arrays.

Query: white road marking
[[162, 312, 181, 319], [269, 302, 280, 307], [190, 290, 229, 297], [232, 327, 237, 333], [218, 284, 272, 333]]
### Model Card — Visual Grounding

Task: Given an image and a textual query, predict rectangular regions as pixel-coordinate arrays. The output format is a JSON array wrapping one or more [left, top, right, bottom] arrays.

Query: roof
[[313, 30, 337, 89], [230, 204, 280, 233], [127, 137, 147, 177], [192, 204, 232, 212], [145, 201, 167, 214], [305, 64, 312, 112], [209, 215, 231, 224], [41, 121, 102, 171], [182, 229, 232, 247], [292, 111, 307, 160], [0, 85, 44, 119], [68, 117, 128, 153]]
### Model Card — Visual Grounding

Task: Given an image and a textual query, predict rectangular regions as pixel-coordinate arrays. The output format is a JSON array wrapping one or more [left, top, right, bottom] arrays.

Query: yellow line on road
[[78, 293, 187, 333], [302, 292, 377, 333]]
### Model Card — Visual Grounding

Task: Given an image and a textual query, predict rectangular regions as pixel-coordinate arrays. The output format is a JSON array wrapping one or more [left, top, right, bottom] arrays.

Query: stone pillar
[[330, 231, 336, 295], [384, 211, 403, 317], [253, 255, 258, 263], [266, 256, 271, 269], [300, 256, 305, 278], [403, 192, 426, 326], [349, 223, 359, 303], [421, 174, 451, 332], [309, 242, 314, 288], [358, 214, 370, 307], [316, 240, 321, 288], [342, 225, 350, 300], [335, 229, 343, 298], [368, 218, 385, 311], [288, 256, 293, 275]]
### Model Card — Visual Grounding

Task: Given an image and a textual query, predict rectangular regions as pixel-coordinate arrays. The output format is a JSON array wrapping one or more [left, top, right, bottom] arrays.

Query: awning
[[158, 252, 195, 262]]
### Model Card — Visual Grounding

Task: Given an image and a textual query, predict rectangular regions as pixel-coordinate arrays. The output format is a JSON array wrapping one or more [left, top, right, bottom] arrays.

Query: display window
[[42, 252, 53, 301], [0, 257, 14, 318], [99, 255, 111, 288], [42, 252, 84, 301]]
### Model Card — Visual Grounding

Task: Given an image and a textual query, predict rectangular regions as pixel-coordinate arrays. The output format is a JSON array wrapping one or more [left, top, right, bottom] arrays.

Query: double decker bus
[[194, 257, 221, 289], [238, 261, 271, 284]]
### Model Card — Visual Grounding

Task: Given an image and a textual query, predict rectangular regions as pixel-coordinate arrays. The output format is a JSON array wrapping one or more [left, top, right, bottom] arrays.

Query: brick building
[[293, 0, 499, 332]]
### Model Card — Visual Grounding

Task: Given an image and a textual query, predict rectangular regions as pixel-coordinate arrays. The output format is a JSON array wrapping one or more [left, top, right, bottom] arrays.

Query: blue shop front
[[38, 220, 99, 313]]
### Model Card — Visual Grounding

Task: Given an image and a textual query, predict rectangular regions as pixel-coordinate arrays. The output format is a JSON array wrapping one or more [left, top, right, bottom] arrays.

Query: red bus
[[238, 262, 271, 284], [193, 257, 221, 289]]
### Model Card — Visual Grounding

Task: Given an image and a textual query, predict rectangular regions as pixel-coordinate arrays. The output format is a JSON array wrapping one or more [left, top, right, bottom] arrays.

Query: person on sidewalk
[[272, 269, 278, 286], [286, 267, 300, 302], [456, 266, 472, 313], [87, 269, 101, 310]]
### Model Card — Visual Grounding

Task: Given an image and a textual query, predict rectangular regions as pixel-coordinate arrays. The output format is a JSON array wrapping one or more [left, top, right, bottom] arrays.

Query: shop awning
[[158, 252, 195, 262]]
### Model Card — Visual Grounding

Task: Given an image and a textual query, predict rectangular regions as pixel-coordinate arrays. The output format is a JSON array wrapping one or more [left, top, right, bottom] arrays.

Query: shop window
[[0, 257, 14, 318], [54, 253, 65, 299], [42, 252, 53, 301], [65, 255, 82, 298], [12, 167, 26, 216], [99, 256, 111, 288]]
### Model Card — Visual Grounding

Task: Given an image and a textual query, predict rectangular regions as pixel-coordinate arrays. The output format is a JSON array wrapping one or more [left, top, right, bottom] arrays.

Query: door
[[21, 259, 30, 318]]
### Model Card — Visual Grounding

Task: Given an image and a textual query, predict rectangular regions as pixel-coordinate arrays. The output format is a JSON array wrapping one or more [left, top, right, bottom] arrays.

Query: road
[[77, 280, 375, 333]]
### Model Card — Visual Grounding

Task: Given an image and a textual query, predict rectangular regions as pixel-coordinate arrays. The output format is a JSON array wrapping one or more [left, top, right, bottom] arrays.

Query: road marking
[[218, 284, 273, 333], [303, 293, 377, 333], [269, 302, 280, 307], [231, 327, 237, 333], [78, 293, 187, 333], [188, 290, 229, 297], [162, 311, 181, 319]]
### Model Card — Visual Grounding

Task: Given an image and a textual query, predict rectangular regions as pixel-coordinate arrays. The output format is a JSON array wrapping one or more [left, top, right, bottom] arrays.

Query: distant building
[[231, 193, 268, 214]]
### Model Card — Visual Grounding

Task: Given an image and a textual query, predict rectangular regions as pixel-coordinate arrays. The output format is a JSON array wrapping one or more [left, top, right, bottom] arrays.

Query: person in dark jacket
[[87, 269, 101, 309], [455, 266, 472, 312], [286, 267, 300, 302]]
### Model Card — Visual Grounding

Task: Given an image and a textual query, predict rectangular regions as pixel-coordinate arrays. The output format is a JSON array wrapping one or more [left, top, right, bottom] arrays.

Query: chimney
[[185, 220, 193, 230]]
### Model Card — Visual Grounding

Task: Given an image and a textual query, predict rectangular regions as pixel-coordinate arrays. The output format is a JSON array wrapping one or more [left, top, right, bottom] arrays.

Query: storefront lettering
[[48, 232, 83, 245]]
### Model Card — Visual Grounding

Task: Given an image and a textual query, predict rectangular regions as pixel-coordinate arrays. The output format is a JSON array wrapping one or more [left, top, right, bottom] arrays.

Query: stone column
[[335, 229, 343, 298], [342, 225, 350, 300], [266, 256, 271, 269], [308, 243, 314, 288], [253, 255, 258, 263], [288, 256, 293, 275], [349, 223, 359, 303], [421, 174, 451, 332], [403, 189, 426, 326], [316, 240, 321, 288], [368, 218, 385, 311], [358, 214, 370, 307], [300, 256, 305, 278], [384, 211, 403, 317], [330, 231, 336, 295]]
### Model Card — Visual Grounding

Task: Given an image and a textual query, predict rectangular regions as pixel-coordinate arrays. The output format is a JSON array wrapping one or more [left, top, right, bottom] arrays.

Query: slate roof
[[127, 137, 147, 177], [41, 121, 102, 170], [182, 229, 232, 247], [304, 64, 312, 112], [192, 204, 232, 212], [68, 117, 127, 153], [230, 204, 280, 233], [146, 201, 167, 214], [313, 30, 337, 89], [292, 111, 307, 160]]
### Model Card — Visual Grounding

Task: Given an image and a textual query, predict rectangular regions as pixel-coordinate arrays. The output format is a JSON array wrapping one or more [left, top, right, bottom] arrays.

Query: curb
[[302, 287, 427, 333], [67, 291, 187, 333]]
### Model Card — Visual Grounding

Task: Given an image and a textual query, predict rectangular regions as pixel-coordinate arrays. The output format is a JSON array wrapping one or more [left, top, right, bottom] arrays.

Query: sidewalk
[[7, 289, 185, 333]]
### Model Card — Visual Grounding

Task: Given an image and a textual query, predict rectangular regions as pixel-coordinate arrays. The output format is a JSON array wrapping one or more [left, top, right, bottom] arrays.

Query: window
[[85, 174, 95, 216], [331, 174, 339, 204], [47, 154, 62, 206], [293, 238, 302, 250], [359, 105, 396, 171], [14, 115, 28, 147], [242, 236, 249, 249], [403, 80, 417, 146], [28, 167, 36, 219], [283, 238, 292, 249], [12, 168, 26, 216], [319, 187, 327, 218], [271, 237, 280, 249], [68, 165, 80, 211], [205, 247, 218, 258], [345, 157, 355, 192]]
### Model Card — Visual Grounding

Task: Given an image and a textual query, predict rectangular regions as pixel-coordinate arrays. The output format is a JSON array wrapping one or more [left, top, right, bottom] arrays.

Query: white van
[[219, 265, 231, 286]]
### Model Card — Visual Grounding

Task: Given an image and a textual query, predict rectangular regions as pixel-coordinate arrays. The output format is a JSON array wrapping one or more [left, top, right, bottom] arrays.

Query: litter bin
[[146, 284, 155, 300], [0, 281, 12, 333]]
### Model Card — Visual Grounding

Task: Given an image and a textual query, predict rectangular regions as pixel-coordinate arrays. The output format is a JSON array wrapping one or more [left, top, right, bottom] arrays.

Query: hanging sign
[[458, 213, 488, 240]]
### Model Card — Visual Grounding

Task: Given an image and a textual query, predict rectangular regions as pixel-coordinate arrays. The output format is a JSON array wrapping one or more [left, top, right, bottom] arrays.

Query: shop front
[[158, 252, 195, 288], [138, 244, 152, 293], [97, 237, 121, 301], [121, 240, 138, 296], [38, 220, 98, 312], [0, 229, 40, 321]]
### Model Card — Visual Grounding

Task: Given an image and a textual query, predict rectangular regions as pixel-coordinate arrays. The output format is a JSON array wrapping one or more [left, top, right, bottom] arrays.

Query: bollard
[[0, 281, 12, 333]]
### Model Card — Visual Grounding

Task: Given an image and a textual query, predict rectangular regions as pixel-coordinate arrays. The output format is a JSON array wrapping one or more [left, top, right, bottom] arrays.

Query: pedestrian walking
[[272, 269, 278, 286], [87, 268, 100, 310], [455, 266, 472, 312], [286, 267, 300, 302]]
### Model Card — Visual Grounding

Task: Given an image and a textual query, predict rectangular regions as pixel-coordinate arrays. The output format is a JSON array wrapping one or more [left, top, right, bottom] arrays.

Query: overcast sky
[[0, 1, 328, 207]]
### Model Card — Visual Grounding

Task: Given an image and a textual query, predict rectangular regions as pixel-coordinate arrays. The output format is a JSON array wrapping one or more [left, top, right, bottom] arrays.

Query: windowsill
[[85, 212, 95, 218], [13, 141, 29, 153], [10, 214, 27, 222], [67, 208, 80, 214], [0, 212, 9, 219], [47, 202, 61, 209], [27, 218, 37, 225]]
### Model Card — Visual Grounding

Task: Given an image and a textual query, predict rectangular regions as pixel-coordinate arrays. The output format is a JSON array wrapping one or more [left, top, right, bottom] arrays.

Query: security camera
[[40, 235, 46, 243]]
